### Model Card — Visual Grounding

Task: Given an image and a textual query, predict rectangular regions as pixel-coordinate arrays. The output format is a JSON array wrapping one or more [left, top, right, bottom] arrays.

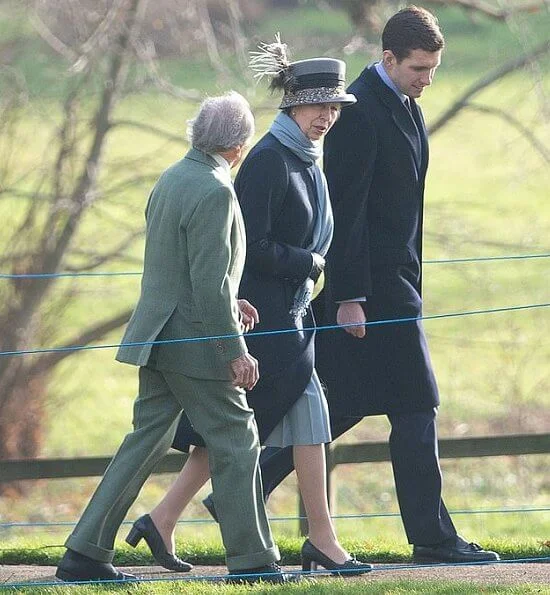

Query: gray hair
[[188, 91, 255, 154]]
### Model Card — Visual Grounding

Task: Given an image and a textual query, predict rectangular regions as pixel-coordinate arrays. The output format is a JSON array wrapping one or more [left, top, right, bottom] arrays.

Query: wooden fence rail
[[1, 433, 549, 482]]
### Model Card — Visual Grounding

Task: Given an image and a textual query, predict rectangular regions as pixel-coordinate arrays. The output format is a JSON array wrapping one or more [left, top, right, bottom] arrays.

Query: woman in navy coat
[[128, 44, 371, 576]]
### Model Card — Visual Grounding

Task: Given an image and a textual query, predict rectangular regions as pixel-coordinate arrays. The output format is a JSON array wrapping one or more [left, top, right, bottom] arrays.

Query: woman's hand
[[237, 299, 259, 333]]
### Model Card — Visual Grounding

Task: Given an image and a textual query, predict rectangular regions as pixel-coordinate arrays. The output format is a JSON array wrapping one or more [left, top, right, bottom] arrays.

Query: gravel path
[[0, 562, 549, 588]]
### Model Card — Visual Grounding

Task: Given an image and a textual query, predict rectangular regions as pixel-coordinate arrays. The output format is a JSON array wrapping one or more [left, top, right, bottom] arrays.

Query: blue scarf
[[269, 112, 334, 319]]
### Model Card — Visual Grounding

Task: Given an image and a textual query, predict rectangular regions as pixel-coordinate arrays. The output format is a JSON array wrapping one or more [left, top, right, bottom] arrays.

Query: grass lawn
[[1, 580, 548, 595], [0, 536, 548, 593]]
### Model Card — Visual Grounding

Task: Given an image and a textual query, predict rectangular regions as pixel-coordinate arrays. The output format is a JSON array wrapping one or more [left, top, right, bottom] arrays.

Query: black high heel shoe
[[126, 514, 193, 572], [301, 538, 372, 576]]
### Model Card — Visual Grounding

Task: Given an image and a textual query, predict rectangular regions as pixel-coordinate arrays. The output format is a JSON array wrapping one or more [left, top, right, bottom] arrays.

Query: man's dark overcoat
[[316, 65, 440, 416]]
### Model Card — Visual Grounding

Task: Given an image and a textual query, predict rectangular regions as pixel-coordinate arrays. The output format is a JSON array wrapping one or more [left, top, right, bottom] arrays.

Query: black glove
[[309, 252, 325, 283]]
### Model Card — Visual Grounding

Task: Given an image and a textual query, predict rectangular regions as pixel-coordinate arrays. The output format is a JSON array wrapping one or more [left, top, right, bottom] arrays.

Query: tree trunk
[[0, 0, 144, 494]]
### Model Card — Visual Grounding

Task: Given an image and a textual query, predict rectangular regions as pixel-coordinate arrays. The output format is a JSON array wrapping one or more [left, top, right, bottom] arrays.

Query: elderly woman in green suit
[[56, 92, 294, 585]]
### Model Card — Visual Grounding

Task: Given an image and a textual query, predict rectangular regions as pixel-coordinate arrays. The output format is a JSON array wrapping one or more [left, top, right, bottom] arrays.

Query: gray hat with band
[[249, 36, 356, 109], [278, 58, 356, 109]]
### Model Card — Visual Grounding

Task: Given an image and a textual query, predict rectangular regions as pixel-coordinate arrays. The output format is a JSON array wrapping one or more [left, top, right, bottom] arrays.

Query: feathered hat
[[249, 34, 356, 109]]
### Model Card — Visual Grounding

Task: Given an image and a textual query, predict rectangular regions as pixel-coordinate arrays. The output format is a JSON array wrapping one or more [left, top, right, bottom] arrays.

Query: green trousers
[[65, 366, 279, 571]]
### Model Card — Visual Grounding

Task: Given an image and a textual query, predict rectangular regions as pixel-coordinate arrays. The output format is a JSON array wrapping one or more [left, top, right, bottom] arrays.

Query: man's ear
[[382, 49, 397, 68]]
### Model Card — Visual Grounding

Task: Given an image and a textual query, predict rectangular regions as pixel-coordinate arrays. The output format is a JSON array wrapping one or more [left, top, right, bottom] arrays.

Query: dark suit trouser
[[258, 409, 457, 546], [66, 366, 279, 570]]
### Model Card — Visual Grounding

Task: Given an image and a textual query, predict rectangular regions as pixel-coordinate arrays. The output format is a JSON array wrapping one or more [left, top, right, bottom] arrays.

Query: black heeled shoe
[[126, 514, 193, 572], [301, 538, 372, 576]]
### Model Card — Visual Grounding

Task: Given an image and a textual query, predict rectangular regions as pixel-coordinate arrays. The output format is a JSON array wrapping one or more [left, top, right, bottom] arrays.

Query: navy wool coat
[[315, 65, 440, 416], [172, 133, 320, 450]]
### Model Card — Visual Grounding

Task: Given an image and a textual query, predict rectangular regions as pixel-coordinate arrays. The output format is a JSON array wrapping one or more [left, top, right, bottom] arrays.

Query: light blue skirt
[[263, 369, 332, 448]]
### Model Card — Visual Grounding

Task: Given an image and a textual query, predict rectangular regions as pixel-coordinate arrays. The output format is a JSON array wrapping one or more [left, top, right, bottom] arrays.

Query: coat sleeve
[[186, 185, 247, 363], [237, 148, 314, 284], [324, 104, 377, 300]]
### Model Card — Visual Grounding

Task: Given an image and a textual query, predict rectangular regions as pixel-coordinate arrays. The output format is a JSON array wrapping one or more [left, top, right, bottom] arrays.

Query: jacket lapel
[[364, 67, 423, 176], [410, 98, 429, 175]]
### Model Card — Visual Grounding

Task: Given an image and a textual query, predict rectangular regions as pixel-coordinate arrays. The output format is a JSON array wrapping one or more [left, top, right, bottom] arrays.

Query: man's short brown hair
[[382, 5, 445, 61]]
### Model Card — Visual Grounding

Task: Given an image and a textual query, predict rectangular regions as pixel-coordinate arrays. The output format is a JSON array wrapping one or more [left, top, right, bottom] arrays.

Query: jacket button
[[215, 341, 225, 354], [259, 239, 269, 250]]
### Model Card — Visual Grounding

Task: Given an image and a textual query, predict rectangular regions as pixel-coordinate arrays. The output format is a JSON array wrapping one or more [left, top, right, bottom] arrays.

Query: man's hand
[[230, 352, 259, 390], [337, 302, 367, 338], [237, 299, 259, 333]]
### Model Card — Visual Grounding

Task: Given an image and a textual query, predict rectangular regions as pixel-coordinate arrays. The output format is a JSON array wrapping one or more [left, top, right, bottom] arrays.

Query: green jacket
[[116, 148, 247, 380]]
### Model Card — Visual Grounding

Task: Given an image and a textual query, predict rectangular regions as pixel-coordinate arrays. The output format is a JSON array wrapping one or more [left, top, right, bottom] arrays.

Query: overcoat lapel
[[410, 98, 429, 175], [366, 67, 423, 176]]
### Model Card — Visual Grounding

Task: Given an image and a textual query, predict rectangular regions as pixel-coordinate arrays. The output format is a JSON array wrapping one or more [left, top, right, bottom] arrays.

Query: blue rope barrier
[[0, 557, 549, 589], [422, 253, 550, 264], [1, 301, 548, 358], [2, 506, 548, 530], [0, 271, 142, 279], [1, 252, 549, 279]]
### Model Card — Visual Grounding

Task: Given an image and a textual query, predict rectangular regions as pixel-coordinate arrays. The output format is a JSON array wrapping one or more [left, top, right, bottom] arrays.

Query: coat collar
[[185, 147, 220, 170], [360, 65, 427, 175], [184, 147, 234, 188]]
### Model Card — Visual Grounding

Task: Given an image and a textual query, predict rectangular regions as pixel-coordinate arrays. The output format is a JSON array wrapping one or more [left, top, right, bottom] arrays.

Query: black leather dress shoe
[[202, 495, 219, 522], [413, 536, 500, 563], [301, 538, 372, 576], [126, 514, 193, 572], [55, 549, 137, 582], [227, 562, 300, 584]]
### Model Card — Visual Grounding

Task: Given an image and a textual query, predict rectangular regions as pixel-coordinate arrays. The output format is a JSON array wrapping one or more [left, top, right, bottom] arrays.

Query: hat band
[[281, 86, 347, 107], [291, 72, 344, 91]]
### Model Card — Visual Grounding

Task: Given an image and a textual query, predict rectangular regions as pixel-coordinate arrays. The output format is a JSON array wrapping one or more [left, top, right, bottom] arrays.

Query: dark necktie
[[403, 97, 422, 167]]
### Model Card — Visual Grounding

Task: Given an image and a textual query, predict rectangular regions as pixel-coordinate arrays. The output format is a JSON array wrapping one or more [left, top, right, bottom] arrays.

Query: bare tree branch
[[192, 0, 230, 78], [69, 250, 144, 267], [425, 0, 547, 21], [226, 0, 249, 72], [29, 11, 79, 63], [467, 103, 549, 163], [74, 0, 129, 68], [111, 118, 193, 142], [102, 173, 160, 196], [28, 309, 133, 375], [65, 230, 144, 272], [131, 38, 203, 101], [39, 0, 143, 272], [429, 39, 550, 135]]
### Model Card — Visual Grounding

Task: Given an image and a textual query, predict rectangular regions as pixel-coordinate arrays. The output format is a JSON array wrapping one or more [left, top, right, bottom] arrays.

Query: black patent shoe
[[413, 535, 500, 563], [227, 562, 300, 584], [301, 538, 373, 576], [126, 514, 193, 572], [55, 549, 137, 582]]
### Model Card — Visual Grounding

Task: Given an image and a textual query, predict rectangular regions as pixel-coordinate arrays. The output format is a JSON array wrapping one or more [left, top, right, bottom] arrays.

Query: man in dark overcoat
[[224, 7, 500, 563]]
